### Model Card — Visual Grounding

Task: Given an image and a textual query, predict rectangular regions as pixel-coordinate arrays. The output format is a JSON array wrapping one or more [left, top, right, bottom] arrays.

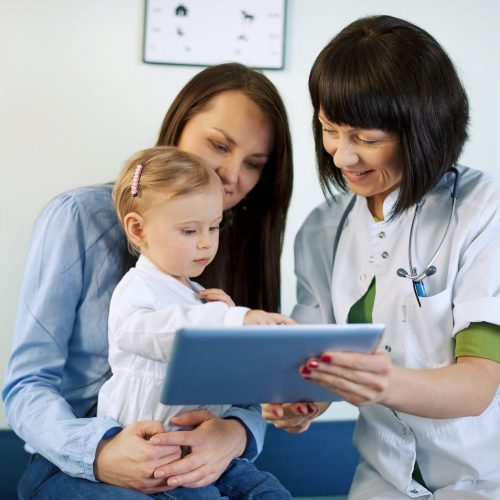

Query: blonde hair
[[113, 146, 222, 250]]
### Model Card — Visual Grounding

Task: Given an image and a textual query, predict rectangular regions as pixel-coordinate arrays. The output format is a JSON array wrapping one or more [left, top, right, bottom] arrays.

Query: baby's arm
[[111, 278, 249, 362], [199, 289, 296, 325]]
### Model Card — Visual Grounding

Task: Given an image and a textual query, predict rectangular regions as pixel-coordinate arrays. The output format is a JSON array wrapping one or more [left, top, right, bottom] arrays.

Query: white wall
[[1, 0, 499, 428]]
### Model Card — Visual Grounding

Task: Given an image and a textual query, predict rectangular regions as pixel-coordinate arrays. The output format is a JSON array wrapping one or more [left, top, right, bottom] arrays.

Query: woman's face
[[319, 111, 403, 218], [177, 90, 274, 210]]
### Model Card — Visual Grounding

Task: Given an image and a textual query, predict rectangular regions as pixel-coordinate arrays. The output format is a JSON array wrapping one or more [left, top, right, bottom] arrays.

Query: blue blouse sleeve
[[2, 187, 125, 480], [222, 405, 267, 460]]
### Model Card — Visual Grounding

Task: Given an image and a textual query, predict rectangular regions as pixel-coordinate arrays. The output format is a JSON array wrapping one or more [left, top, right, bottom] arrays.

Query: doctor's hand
[[147, 410, 246, 489], [300, 351, 392, 406], [261, 402, 330, 433]]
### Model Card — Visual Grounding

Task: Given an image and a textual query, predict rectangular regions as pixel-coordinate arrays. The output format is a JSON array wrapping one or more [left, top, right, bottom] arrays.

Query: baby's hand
[[198, 288, 235, 307], [244, 310, 296, 325]]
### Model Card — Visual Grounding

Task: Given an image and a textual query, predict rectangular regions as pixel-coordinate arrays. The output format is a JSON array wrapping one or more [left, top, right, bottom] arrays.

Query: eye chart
[[143, 0, 286, 69]]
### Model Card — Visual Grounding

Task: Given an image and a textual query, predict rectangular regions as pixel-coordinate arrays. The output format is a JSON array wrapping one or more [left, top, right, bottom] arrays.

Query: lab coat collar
[[355, 187, 400, 221], [382, 187, 400, 220]]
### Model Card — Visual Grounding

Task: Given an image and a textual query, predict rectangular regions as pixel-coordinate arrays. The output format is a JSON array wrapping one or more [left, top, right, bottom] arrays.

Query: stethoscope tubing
[[399, 166, 460, 283], [330, 167, 460, 310]]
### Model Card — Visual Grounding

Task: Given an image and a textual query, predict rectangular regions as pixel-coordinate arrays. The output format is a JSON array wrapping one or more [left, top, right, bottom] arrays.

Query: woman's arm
[[2, 192, 120, 480], [265, 353, 499, 426], [302, 351, 500, 418]]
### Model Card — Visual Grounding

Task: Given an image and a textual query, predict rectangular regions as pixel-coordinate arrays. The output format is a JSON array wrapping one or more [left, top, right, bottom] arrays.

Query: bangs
[[311, 41, 405, 132]]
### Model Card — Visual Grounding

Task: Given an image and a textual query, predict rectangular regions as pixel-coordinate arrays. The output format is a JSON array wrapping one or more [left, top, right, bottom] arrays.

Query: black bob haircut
[[309, 15, 469, 215]]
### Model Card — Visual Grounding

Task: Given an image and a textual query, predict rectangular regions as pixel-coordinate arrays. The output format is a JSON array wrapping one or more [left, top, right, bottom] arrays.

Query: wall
[[1, 0, 499, 427]]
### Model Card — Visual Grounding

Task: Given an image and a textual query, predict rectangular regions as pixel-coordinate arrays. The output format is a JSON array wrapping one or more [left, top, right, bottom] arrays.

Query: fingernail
[[154, 470, 166, 478], [297, 405, 305, 414], [308, 359, 319, 368], [306, 404, 317, 414], [301, 366, 311, 375], [321, 354, 332, 363]]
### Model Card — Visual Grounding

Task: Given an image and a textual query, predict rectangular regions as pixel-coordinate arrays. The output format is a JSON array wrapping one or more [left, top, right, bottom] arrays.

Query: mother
[[3, 63, 293, 497]]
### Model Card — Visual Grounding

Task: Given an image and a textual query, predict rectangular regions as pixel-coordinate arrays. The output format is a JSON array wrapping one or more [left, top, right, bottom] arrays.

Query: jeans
[[18, 454, 293, 499]]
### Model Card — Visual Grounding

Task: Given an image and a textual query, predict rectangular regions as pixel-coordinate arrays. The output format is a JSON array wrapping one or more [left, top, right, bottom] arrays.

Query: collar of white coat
[[353, 186, 399, 221], [381, 187, 400, 221]]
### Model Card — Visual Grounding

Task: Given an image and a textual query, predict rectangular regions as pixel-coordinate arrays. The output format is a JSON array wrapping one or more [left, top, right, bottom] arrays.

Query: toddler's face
[[140, 183, 223, 282]]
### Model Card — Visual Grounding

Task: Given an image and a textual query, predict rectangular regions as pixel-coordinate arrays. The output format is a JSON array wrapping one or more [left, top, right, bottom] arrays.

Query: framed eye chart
[[143, 0, 286, 69]]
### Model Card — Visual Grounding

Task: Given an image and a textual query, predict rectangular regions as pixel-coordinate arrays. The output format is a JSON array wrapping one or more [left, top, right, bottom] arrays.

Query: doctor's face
[[177, 91, 273, 211], [319, 111, 403, 218]]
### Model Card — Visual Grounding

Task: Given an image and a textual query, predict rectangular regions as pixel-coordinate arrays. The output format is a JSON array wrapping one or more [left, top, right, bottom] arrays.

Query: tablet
[[160, 323, 384, 405]]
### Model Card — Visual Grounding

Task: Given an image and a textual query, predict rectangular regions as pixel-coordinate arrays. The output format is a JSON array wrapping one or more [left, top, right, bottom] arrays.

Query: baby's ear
[[123, 212, 145, 249]]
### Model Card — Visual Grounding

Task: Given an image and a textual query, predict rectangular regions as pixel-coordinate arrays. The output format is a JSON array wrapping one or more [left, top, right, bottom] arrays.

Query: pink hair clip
[[131, 164, 143, 197]]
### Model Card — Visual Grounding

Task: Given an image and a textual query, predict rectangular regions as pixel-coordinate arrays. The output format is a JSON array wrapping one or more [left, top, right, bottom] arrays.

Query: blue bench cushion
[[0, 419, 358, 499], [255, 420, 358, 497]]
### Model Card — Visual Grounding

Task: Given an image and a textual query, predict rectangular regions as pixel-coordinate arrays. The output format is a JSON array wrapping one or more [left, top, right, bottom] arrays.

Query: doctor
[[263, 15, 500, 499]]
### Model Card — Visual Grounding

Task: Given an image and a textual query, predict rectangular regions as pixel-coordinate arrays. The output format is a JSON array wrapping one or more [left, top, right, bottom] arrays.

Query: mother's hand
[[94, 420, 181, 494], [149, 409, 247, 489], [301, 351, 392, 406], [261, 402, 330, 433]]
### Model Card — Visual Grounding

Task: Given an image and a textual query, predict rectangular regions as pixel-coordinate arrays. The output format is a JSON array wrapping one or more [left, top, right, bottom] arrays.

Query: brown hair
[[156, 63, 293, 311], [113, 146, 221, 253]]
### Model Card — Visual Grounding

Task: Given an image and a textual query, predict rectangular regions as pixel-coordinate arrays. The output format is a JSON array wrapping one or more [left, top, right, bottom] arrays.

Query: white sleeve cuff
[[223, 306, 250, 326]]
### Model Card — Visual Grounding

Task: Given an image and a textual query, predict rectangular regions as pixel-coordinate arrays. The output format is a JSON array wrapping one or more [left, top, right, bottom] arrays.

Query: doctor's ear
[[123, 212, 146, 249]]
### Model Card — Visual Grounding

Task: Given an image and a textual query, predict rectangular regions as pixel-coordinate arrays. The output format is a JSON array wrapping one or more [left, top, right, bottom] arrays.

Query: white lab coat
[[292, 166, 500, 498], [97, 254, 249, 429]]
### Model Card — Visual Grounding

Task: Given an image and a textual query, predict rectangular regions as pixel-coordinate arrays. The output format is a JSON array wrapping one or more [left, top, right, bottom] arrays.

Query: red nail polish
[[321, 354, 332, 363], [297, 406, 305, 414], [301, 366, 311, 375], [306, 404, 317, 414], [308, 360, 319, 368]]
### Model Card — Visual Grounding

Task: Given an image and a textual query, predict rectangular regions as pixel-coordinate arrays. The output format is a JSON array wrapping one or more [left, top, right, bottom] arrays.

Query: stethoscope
[[396, 166, 460, 306], [331, 167, 460, 311]]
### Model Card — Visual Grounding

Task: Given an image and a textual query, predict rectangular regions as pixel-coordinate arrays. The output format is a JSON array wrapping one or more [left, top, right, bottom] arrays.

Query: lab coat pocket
[[408, 392, 500, 487], [405, 288, 454, 369]]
